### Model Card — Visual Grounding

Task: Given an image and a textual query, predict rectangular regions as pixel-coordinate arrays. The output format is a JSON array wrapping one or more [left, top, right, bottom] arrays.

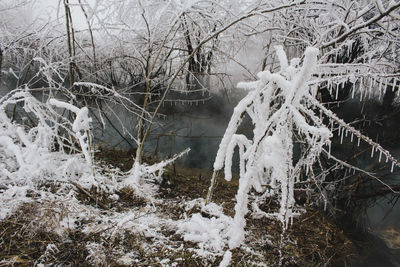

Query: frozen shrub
[[208, 46, 400, 250]]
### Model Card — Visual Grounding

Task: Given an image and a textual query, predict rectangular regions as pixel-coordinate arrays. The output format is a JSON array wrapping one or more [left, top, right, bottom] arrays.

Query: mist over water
[[153, 92, 242, 170], [93, 88, 246, 171]]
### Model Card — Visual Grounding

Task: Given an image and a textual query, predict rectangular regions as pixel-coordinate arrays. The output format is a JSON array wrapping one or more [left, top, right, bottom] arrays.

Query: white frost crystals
[[0, 89, 91, 219], [0, 89, 89, 185], [0, 87, 188, 221], [207, 44, 400, 252], [210, 46, 332, 249], [123, 147, 191, 197], [49, 98, 93, 167], [178, 201, 233, 257]]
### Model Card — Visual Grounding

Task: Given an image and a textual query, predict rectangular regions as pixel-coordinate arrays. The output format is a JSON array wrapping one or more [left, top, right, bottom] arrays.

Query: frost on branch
[[214, 46, 332, 248], [210, 44, 400, 250], [0, 89, 93, 219], [49, 98, 93, 167], [212, 46, 331, 249], [0, 90, 86, 184], [177, 201, 233, 258], [123, 148, 191, 197]]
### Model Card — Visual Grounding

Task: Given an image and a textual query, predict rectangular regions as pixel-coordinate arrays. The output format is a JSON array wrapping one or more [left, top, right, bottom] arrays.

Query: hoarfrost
[[177, 202, 233, 257]]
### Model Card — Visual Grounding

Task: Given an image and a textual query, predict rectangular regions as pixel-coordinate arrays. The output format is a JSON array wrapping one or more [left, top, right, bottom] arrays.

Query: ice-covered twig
[[49, 98, 93, 167], [123, 148, 190, 197], [308, 95, 400, 171], [209, 46, 324, 249]]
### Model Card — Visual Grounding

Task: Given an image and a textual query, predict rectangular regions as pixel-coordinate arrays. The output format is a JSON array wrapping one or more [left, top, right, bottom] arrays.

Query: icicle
[[379, 151, 382, 162], [345, 130, 348, 137], [371, 147, 374, 158], [360, 89, 364, 102], [350, 132, 354, 142], [352, 87, 355, 98], [328, 143, 331, 158], [340, 128, 344, 144], [383, 78, 387, 96], [369, 77, 374, 98], [335, 83, 339, 100], [378, 79, 383, 100], [357, 137, 360, 146], [386, 155, 389, 163], [391, 162, 394, 172]]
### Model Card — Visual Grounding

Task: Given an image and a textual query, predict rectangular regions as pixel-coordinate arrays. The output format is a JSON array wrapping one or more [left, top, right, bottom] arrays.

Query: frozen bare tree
[[77, 0, 309, 186]]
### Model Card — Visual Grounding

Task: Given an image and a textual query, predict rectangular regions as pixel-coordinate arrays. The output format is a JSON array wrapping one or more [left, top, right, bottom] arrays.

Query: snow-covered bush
[[0, 89, 89, 183], [123, 148, 190, 197], [49, 98, 93, 167], [178, 202, 233, 257], [207, 45, 400, 250], [216, 46, 327, 248], [0, 85, 190, 220], [0, 88, 94, 219]]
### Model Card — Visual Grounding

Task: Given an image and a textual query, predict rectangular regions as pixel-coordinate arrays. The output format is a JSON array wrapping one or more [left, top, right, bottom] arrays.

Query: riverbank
[[0, 149, 398, 266]]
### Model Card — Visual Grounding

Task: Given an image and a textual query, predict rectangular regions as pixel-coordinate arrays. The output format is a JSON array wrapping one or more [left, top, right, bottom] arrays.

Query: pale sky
[[34, 0, 93, 30]]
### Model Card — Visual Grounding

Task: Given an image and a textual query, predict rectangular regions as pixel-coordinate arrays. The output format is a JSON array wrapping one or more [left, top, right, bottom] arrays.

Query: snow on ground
[[0, 88, 368, 266], [0, 89, 236, 265]]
